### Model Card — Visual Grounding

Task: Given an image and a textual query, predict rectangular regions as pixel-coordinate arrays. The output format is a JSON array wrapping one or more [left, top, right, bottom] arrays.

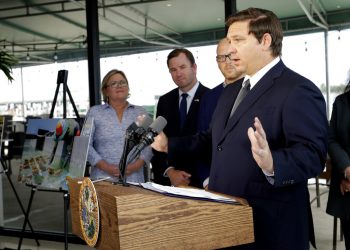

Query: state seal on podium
[[78, 177, 99, 247]]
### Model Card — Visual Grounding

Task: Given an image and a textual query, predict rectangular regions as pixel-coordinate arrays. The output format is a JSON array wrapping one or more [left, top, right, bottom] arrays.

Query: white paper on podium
[[140, 182, 238, 204]]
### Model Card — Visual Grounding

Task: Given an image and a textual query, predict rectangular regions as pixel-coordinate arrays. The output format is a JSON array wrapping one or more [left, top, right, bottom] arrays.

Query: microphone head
[[149, 116, 167, 134], [137, 114, 153, 130]]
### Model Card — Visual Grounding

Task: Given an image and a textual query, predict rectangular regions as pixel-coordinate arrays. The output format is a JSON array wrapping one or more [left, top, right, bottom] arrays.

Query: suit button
[[217, 145, 222, 151]]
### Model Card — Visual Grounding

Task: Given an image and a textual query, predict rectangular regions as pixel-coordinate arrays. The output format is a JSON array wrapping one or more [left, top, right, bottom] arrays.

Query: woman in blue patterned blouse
[[86, 69, 152, 183]]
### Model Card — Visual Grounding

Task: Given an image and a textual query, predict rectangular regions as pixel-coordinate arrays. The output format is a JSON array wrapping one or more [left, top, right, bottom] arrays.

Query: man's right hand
[[151, 131, 168, 153], [340, 179, 350, 195], [167, 168, 191, 186]]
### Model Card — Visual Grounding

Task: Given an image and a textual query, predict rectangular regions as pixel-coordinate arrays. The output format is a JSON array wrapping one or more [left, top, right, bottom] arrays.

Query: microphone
[[127, 116, 167, 164], [123, 114, 153, 154], [127, 114, 153, 142], [118, 114, 153, 184]]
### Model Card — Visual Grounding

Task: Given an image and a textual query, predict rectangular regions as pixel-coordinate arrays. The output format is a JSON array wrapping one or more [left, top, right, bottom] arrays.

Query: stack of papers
[[140, 182, 238, 204]]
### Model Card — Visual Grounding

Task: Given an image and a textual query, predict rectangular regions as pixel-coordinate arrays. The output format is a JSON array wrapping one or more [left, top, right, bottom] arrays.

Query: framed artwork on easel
[[17, 118, 92, 190]]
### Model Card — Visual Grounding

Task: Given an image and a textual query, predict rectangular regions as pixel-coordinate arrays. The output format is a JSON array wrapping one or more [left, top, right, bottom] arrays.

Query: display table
[[67, 178, 254, 250]]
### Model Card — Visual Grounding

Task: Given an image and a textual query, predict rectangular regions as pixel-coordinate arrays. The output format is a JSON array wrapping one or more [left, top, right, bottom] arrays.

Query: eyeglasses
[[106, 80, 128, 88], [216, 53, 234, 63]]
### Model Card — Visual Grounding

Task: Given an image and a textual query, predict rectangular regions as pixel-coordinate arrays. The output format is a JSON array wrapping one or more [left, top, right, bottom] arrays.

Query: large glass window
[[327, 29, 350, 114], [2, 29, 350, 120]]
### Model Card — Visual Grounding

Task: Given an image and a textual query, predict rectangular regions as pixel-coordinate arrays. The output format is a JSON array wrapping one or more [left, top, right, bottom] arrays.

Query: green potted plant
[[0, 50, 18, 82]]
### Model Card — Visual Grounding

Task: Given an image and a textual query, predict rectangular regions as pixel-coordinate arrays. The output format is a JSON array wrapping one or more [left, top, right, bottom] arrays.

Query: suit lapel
[[187, 83, 204, 119], [213, 80, 243, 134], [162, 89, 181, 134], [219, 61, 286, 144]]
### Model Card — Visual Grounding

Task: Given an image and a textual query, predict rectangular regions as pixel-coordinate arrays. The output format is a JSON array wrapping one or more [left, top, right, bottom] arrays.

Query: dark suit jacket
[[197, 83, 225, 132], [194, 83, 225, 184], [327, 92, 350, 220], [168, 61, 328, 249], [151, 83, 209, 187]]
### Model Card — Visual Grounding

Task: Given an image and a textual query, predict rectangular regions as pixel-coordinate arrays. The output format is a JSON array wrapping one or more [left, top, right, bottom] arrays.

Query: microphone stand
[[118, 135, 131, 186], [118, 118, 153, 186], [118, 129, 138, 186]]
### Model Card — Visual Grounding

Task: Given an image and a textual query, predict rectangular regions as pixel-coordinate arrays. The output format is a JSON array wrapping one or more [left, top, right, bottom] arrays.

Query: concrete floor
[[0, 159, 347, 250]]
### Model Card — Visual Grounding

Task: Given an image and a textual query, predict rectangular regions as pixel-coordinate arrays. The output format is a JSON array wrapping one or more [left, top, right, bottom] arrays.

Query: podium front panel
[[68, 179, 254, 250]]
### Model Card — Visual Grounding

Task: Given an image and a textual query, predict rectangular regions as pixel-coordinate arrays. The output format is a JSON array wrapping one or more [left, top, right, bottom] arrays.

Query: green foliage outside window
[[0, 51, 18, 82]]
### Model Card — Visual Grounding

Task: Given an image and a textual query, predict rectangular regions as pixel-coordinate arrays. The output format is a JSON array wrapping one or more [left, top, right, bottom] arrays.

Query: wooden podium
[[67, 178, 254, 250]]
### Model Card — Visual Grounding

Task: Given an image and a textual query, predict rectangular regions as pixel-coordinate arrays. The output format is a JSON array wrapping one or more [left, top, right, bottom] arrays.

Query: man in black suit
[[152, 8, 328, 249], [151, 48, 209, 188], [326, 74, 350, 249], [197, 38, 244, 187]]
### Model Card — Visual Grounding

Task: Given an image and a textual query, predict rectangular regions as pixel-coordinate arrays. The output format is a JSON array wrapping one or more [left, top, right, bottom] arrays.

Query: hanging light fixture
[[26, 48, 30, 60], [82, 35, 87, 48], [53, 44, 58, 61]]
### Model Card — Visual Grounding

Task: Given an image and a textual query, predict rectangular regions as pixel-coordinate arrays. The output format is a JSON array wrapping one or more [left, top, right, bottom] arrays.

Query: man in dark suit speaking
[[151, 48, 209, 188], [151, 8, 328, 250]]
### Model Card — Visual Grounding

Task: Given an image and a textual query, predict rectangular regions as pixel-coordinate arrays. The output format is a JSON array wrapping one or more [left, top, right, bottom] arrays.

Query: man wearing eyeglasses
[[196, 38, 245, 187], [198, 38, 245, 132], [151, 48, 209, 188]]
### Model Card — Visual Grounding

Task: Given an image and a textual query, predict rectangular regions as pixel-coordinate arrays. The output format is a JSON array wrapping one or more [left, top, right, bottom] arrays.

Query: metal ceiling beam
[[114, 0, 180, 36], [0, 0, 166, 52], [296, 0, 328, 30], [0, 0, 168, 20], [99, 0, 180, 44], [0, 19, 64, 43], [11, 6, 350, 68], [69, 0, 182, 48], [104, 7, 181, 44], [20, 0, 123, 43]]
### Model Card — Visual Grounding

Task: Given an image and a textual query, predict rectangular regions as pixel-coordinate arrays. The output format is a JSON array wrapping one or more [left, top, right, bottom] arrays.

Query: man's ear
[[261, 33, 272, 51]]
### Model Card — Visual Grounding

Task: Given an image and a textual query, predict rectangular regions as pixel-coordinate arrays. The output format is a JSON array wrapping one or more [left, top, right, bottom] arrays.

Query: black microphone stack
[[118, 115, 167, 186], [118, 115, 153, 185], [127, 116, 167, 166]]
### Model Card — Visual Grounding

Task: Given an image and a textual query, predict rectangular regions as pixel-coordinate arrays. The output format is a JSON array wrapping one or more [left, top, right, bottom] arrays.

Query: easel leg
[[0, 158, 39, 247], [66, 86, 80, 120], [333, 216, 337, 250], [63, 192, 69, 250], [315, 176, 321, 207], [17, 186, 38, 250]]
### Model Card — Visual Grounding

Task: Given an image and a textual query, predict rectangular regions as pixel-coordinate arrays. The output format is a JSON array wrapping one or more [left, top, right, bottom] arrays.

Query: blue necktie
[[179, 93, 188, 129]]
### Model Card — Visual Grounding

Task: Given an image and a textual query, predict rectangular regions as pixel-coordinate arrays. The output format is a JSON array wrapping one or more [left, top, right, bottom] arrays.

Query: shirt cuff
[[203, 177, 209, 188], [163, 166, 174, 177], [262, 169, 275, 185], [262, 169, 274, 177]]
